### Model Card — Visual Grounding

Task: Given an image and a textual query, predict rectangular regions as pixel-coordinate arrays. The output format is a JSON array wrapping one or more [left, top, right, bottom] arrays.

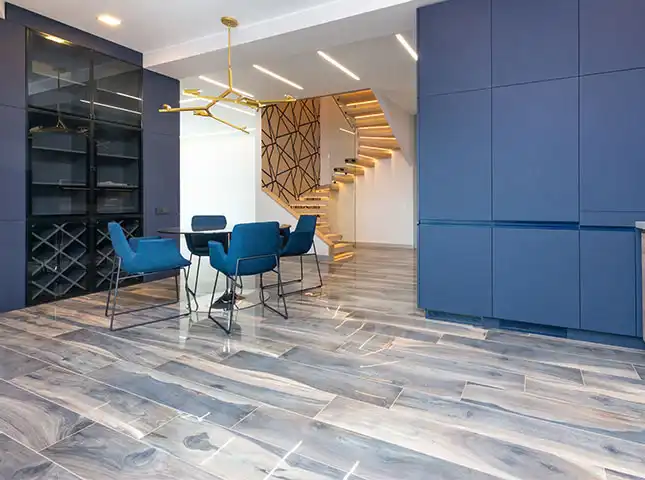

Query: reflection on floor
[[1, 247, 645, 479]]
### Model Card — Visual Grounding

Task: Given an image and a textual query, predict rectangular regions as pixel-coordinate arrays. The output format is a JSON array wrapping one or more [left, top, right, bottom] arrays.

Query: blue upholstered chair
[[185, 215, 229, 307], [268, 215, 323, 296], [105, 222, 191, 331], [207, 221, 287, 333]]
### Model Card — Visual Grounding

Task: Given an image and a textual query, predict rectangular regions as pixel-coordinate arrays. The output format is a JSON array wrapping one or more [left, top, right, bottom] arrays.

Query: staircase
[[289, 183, 354, 261]]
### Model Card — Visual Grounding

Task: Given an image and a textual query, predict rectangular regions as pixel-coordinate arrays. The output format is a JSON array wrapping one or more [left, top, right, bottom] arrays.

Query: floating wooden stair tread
[[333, 251, 355, 262], [342, 165, 365, 176], [290, 200, 327, 208], [333, 172, 354, 183], [326, 233, 342, 242], [358, 147, 392, 159], [350, 156, 376, 168]]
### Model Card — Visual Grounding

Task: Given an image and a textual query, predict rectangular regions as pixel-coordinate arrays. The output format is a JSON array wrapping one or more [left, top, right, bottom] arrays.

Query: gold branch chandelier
[[159, 16, 296, 133]]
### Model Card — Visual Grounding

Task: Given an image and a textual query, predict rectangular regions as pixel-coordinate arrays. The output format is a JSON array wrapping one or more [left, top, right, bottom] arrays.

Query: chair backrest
[[228, 222, 281, 276], [108, 222, 135, 265], [191, 215, 227, 231], [283, 215, 317, 256]]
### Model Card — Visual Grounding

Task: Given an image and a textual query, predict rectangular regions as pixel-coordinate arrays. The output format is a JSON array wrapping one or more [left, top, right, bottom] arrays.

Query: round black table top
[[158, 224, 291, 235]]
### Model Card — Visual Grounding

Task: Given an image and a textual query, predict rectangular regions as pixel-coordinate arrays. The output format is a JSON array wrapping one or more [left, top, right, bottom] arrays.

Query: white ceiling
[[8, 0, 336, 52]]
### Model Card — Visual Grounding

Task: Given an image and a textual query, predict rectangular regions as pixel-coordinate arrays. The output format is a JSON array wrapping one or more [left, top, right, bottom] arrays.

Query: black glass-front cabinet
[[26, 30, 144, 306]]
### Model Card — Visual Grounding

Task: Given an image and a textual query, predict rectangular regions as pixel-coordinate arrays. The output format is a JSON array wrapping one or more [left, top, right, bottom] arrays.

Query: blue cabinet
[[580, 0, 645, 75], [492, 0, 578, 86], [417, 0, 491, 96], [418, 224, 492, 317], [492, 78, 578, 222], [0, 105, 26, 222], [580, 70, 645, 221], [580, 230, 637, 336], [143, 70, 180, 136], [493, 228, 580, 328], [0, 221, 26, 311], [418, 90, 491, 221], [0, 20, 25, 109]]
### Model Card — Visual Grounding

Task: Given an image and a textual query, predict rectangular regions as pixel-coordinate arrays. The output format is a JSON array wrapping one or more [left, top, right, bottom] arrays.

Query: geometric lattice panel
[[28, 222, 89, 304], [95, 218, 142, 290], [262, 98, 321, 204]]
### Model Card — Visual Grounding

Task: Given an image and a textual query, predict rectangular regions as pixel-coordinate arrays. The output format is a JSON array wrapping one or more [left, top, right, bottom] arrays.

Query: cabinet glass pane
[[29, 111, 89, 216], [27, 30, 92, 118], [94, 123, 141, 195], [93, 52, 142, 126]]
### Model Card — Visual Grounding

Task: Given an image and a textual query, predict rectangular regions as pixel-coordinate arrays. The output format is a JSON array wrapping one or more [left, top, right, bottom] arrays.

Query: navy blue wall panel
[[492, 78, 579, 222], [143, 132, 180, 237], [580, 230, 636, 336], [492, 0, 578, 86], [0, 221, 26, 312], [143, 70, 180, 137], [493, 228, 580, 328], [418, 89, 491, 221], [417, 0, 491, 96], [0, 105, 26, 222], [0, 20, 25, 109], [418, 224, 492, 317], [580, 0, 645, 75], [580, 69, 645, 220], [6, 4, 141, 65]]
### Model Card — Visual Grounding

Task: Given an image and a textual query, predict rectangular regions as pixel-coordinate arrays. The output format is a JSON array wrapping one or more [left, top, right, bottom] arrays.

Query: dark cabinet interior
[[26, 29, 143, 306]]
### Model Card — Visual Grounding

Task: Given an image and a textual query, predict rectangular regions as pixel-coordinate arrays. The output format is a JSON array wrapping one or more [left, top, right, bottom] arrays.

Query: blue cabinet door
[[417, 0, 491, 96], [0, 105, 26, 222], [580, 230, 637, 336], [580, 0, 645, 75], [0, 221, 26, 312], [580, 70, 645, 219], [492, 0, 578, 86], [418, 89, 492, 221], [493, 227, 580, 328], [0, 20, 25, 109], [418, 224, 492, 317], [492, 78, 579, 222]]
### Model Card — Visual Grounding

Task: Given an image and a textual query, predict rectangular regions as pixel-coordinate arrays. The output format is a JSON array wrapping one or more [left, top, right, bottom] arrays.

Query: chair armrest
[[208, 240, 228, 273], [134, 238, 183, 259], [129, 236, 162, 252]]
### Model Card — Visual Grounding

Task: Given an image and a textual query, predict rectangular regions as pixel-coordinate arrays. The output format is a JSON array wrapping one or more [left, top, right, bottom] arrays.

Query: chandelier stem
[[228, 26, 233, 88]]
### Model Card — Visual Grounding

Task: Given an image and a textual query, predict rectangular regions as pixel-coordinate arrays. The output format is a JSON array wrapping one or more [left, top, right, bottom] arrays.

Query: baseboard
[[354, 242, 415, 250]]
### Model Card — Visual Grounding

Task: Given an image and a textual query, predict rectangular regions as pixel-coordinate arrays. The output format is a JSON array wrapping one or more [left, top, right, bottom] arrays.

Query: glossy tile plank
[[635, 365, 645, 380], [157, 355, 335, 417], [0, 346, 48, 380], [234, 405, 497, 480], [392, 388, 645, 478], [607, 470, 645, 480], [486, 331, 645, 367], [146, 415, 353, 480], [525, 377, 645, 421], [440, 334, 640, 379], [0, 433, 81, 479], [582, 371, 645, 405], [89, 361, 258, 427], [338, 336, 585, 386], [13, 366, 178, 439], [221, 350, 403, 408], [283, 345, 525, 391], [42, 423, 221, 480], [316, 396, 604, 480], [0, 309, 80, 337], [0, 323, 117, 374], [55, 328, 170, 368], [462, 383, 645, 444], [0, 381, 93, 451]]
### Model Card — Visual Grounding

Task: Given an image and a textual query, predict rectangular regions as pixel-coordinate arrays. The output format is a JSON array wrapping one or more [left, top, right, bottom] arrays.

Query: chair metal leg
[[208, 270, 233, 334], [276, 243, 324, 297], [194, 256, 201, 297], [261, 255, 288, 319], [108, 257, 122, 331], [105, 258, 116, 317]]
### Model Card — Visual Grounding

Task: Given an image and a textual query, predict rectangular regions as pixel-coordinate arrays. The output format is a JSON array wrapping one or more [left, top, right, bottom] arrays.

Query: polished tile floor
[[2, 247, 645, 479]]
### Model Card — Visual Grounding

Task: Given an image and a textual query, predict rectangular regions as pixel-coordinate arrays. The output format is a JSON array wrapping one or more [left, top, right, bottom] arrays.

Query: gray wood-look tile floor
[[2, 247, 645, 479]]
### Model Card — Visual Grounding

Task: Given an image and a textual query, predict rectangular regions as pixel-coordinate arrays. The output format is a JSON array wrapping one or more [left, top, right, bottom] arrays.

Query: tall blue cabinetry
[[418, 0, 645, 341]]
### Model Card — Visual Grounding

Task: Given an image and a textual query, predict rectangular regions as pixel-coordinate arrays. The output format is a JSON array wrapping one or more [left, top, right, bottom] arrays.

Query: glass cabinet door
[[93, 122, 141, 215], [27, 30, 92, 118], [29, 111, 90, 216], [93, 52, 142, 127]]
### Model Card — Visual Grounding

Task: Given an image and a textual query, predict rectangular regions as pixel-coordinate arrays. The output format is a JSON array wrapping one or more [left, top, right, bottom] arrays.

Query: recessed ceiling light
[[198, 75, 254, 98], [217, 103, 256, 116], [317, 51, 360, 81], [395, 33, 418, 61], [98, 14, 122, 27], [346, 100, 378, 107], [43, 34, 70, 45], [339, 128, 355, 135], [253, 65, 303, 90]]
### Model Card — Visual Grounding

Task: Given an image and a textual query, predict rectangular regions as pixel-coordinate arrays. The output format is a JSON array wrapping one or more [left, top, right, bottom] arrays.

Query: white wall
[[319, 96, 356, 183], [356, 150, 415, 246]]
